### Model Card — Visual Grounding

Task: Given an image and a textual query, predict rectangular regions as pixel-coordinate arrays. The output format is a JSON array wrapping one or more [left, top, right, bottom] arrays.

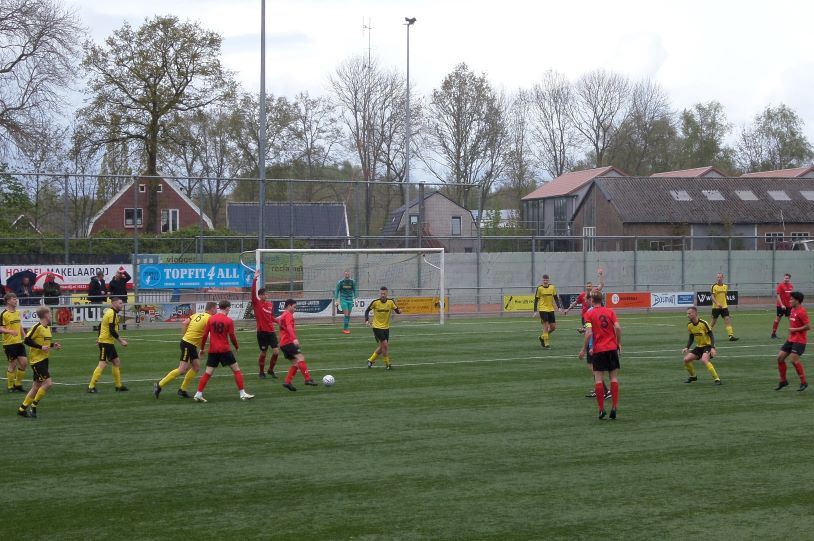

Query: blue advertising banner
[[139, 264, 252, 289]]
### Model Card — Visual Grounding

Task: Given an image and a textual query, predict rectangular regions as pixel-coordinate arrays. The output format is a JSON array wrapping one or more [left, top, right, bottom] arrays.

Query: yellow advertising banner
[[70, 293, 136, 305], [503, 294, 536, 312], [396, 296, 449, 314]]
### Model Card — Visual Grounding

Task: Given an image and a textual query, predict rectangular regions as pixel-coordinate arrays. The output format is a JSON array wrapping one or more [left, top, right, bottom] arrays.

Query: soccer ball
[[322, 374, 335, 387]]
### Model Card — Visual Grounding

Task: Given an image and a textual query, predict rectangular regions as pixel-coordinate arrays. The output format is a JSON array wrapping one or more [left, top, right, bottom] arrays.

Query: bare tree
[[66, 125, 102, 236], [502, 89, 538, 204], [421, 63, 508, 222], [569, 69, 631, 167], [530, 70, 579, 178], [289, 91, 344, 201], [0, 0, 83, 153]]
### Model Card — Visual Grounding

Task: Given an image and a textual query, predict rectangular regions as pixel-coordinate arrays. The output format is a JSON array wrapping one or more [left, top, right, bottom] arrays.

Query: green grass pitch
[[2, 309, 811, 540]]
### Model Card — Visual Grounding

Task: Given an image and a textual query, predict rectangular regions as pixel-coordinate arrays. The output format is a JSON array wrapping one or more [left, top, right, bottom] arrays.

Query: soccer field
[[3, 309, 811, 540]]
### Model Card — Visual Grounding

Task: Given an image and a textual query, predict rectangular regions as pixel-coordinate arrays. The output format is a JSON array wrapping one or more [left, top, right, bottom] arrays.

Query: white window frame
[[791, 232, 810, 240], [138, 184, 146, 193], [161, 208, 180, 233], [156, 183, 163, 193], [451, 216, 462, 236], [765, 232, 784, 244], [124, 208, 143, 228]]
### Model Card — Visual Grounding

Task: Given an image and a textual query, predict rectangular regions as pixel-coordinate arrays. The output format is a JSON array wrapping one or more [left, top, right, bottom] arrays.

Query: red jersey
[[788, 306, 809, 344], [201, 312, 238, 353], [584, 306, 619, 353], [252, 276, 277, 332], [776, 281, 794, 307], [576, 292, 590, 316], [278, 310, 297, 346]]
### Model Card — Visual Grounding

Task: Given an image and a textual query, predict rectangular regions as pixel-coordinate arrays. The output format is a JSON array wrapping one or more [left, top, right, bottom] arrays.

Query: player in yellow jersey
[[18, 307, 61, 418], [710, 272, 739, 341], [1, 293, 28, 393], [682, 307, 722, 385], [533, 274, 561, 349], [154, 302, 218, 399], [364, 286, 401, 370], [87, 297, 129, 393]]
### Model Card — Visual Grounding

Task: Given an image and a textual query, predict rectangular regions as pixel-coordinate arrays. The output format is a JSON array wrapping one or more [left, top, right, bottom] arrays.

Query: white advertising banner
[[650, 292, 696, 309]]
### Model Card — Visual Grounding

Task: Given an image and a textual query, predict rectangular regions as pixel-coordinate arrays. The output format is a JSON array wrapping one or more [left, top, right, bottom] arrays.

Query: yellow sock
[[368, 352, 379, 363], [22, 394, 34, 407], [725, 325, 734, 337], [112, 366, 122, 388], [6, 370, 14, 389], [384, 355, 390, 367], [15, 369, 25, 386], [89, 367, 104, 388], [159, 368, 181, 388], [685, 362, 696, 377], [34, 388, 47, 403], [543, 332, 550, 347], [180, 369, 197, 391], [706, 362, 720, 381]]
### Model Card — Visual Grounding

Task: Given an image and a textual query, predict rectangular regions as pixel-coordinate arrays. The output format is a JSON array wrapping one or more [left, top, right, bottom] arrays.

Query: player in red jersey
[[193, 300, 254, 402], [771, 273, 794, 339], [252, 270, 281, 378], [277, 299, 318, 391], [775, 291, 809, 392], [579, 290, 622, 420], [563, 268, 605, 334]]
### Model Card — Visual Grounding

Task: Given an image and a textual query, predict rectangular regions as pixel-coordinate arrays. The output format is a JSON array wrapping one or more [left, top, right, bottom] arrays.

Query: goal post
[[240, 248, 447, 324]]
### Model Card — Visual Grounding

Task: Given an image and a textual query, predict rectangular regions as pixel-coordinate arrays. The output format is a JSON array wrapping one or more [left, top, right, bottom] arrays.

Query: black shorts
[[280, 343, 301, 360], [31, 360, 50, 382], [98, 343, 118, 363], [591, 350, 620, 372], [4, 343, 26, 361], [777, 306, 792, 318], [206, 351, 236, 368], [539, 311, 556, 324], [691, 346, 713, 359], [257, 331, 279, 351], [179, 340, 199, 363], [373, 328, 390, 343], [781, 341, 806, 356], [711, 308, 730, 318]]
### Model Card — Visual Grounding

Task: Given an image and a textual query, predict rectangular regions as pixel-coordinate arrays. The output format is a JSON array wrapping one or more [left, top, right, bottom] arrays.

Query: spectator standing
[[108, 267, 131, 303], [88, 272, 107, 304], [42, 274, 61, 306]]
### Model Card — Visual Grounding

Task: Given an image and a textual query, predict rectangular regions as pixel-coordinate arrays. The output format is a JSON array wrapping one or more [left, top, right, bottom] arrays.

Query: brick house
[[87, 178, 213, 235], [381, 191, 476, 253]]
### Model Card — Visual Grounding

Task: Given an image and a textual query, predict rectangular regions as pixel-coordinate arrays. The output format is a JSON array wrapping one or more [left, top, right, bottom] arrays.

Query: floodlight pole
[[404, 17, 416, 248], [258, 0, 267, 250]]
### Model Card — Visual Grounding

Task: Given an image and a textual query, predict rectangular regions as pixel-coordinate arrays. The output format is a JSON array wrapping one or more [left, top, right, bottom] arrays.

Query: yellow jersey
[[687, 319, 714, 348], [25, 323, 52, 364], [366, 299, 400, 330], [97, 308, 120, 345], [711, 283, 728, 308], [0, 309, 23, 346], [182, 312, 211, 349], [534, 284, 558, 312]]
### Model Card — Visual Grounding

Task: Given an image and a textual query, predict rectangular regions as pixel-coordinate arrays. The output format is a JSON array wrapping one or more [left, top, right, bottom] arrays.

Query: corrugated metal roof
[[226, 202, 348, 236], [593, 177, 814, 224]]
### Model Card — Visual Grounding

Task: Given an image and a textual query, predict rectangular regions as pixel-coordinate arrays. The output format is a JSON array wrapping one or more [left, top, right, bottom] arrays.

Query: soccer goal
[[240, 248, 447, 324]]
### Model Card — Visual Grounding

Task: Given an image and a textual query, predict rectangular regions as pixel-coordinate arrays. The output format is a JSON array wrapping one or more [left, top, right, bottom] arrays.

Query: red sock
[[269, 352, 279, 371], [297, 360, 311, 381], [258, 353, 266, 372], [793, 361, 807, 385], [233, 370, 245, 391], [197, 372, 212, 393], [772, 319, 780, 334], [285, 365, 298, 384], [595, 382, 605, 411], [610, 381, 619, 409], [778, 360, 788, 382]]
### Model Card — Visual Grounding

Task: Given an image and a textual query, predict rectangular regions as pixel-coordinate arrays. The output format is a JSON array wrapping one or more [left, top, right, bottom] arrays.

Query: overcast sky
[[67, 0, 814, 148]]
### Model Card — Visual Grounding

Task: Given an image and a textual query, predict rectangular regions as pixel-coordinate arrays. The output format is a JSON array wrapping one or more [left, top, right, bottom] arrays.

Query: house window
[[669, 190, 692, 201], [161, 208, 180, 233], [735, 190, 758, 201], [702, 190, 724, 201], [768, 190, 790, 201], [138, 184, 146, 193], [800, 191, 814, 201], [156, 183, 163, 193], [583, 226, 596, 252], [791, 232, 810, 240], [124, 208, 143, 227], [451, 216, 462, 236], [765, 232, 784, 244], [409, 214, 419, 225]]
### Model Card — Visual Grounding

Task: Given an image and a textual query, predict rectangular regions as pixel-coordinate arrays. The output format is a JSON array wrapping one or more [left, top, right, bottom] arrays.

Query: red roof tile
[[521, 166, 626, 200], [741, 166, 814, 178], [651, 166, 727, 178]]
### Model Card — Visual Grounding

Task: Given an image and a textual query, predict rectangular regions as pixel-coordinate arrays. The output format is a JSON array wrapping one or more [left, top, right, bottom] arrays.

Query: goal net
[[242, 248, 447, 324]]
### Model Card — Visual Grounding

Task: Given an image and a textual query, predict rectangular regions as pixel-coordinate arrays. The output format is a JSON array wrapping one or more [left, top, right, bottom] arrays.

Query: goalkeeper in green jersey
[[335, 270, 358, 334]]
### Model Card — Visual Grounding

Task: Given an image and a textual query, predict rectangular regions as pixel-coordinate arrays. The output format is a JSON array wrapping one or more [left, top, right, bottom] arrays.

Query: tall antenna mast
[[362, 17, 373, 68]]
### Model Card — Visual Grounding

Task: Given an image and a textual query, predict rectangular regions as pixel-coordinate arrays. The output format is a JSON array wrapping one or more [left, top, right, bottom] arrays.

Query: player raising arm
[[579, 290, 622, 420], [252, 270, 281, 378]]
